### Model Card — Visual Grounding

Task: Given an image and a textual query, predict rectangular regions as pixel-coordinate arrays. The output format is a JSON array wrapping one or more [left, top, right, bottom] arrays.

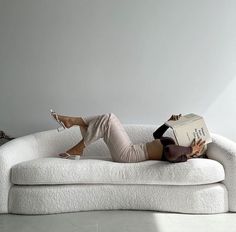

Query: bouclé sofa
[[0, 124, 235, 215]]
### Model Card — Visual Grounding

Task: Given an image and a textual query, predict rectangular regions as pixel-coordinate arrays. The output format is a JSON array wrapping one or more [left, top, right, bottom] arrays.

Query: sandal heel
[[50, 109, 66, 132]]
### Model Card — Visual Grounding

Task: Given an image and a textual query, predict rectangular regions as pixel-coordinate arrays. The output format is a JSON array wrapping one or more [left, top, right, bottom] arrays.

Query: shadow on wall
[[204, 76, 236, 141]]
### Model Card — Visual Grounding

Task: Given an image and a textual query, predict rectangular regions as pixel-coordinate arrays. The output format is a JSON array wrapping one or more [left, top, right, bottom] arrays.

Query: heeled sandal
[[50, 109, 66, 132], [58, 152, 80, 160]]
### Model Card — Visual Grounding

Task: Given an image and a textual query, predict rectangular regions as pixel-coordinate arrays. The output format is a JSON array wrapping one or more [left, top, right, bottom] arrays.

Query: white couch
[[0, 125, 235, 215]]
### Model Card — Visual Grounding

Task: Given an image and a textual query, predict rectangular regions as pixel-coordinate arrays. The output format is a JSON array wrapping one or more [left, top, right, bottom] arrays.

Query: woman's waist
[[145, 140, 163, 160]]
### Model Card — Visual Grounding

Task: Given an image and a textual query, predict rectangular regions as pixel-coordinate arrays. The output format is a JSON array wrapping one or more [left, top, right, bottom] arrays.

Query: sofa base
[[9, 183, 228, 215]]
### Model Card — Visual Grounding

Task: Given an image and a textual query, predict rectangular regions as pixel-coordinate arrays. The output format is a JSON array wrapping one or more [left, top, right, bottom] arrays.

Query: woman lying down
[[50, 110, 207, 163]]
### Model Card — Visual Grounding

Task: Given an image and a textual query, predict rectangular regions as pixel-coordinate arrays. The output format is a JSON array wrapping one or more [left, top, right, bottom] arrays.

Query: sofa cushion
[[11, 157, 225, 186]]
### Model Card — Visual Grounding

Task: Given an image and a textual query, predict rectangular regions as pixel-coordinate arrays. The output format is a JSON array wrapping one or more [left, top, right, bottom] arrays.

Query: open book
[[164, 113, 212, 147]]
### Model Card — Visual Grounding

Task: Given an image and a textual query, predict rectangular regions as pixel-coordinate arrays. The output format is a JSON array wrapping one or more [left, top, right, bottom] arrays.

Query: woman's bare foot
[[59, 139, 86, 158], [52, 114, 84, 129], [66, 145, 84, 156]]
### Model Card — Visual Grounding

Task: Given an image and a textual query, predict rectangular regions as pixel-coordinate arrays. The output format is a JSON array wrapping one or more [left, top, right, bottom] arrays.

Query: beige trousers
[[80, 113, 149, 163]]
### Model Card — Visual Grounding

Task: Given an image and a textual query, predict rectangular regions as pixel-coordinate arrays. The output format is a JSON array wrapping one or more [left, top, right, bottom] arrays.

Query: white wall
[[0, 0, 236, 140]]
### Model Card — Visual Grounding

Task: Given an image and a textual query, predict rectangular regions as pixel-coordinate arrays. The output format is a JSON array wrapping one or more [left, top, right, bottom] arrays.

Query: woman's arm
[[164, 138, 206, 163], [153, 114, 182, 139], [164, 144, 193, 163], [153, 123, 169, 139]]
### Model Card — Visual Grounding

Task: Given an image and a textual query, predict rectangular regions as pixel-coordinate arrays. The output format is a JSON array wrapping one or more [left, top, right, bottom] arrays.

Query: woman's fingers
[[199, 145, 205, 153], [189, 138, 206, 157], [176, 114, 181, 120], [169, 114, 182, 121], [193, 139, 205, 152], [192, 138, 206, 147], [196, 139, 206, 145], [192, 138, 196, 145], [197, 140, 205, 148], [200, 140, 206, 146], [196, 138, 202, 145]]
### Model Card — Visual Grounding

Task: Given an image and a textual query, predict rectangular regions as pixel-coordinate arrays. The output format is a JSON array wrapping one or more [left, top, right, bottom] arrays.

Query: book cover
[[164, 113, 212, 147]]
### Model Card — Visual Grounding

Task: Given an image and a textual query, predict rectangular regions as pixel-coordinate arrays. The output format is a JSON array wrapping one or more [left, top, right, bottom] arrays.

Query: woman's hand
[[189, 138, 206, 157], [168, 114, 182, 121]]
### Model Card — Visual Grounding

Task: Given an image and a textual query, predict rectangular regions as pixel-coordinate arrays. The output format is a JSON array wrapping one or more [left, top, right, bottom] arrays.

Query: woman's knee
[[102, 112, 116, 121], [109, 112, 116, 118]]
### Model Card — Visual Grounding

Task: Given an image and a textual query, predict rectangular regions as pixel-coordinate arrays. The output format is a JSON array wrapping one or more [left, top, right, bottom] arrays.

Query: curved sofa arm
[[0, 127, 82, 213], [207, 132, 236, 212]]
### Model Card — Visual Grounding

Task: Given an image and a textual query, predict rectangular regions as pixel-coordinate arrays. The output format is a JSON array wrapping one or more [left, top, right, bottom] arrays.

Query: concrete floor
[[0, 210, 236, 232]]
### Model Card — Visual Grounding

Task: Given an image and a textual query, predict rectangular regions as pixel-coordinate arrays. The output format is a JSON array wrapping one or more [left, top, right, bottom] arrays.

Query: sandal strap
[[65, 152, 71, 157], [51, 110, 66, 129]]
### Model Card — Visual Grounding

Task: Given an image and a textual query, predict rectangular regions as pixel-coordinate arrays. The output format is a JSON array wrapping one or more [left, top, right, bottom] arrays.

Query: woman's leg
[[80, 113, 149, 162], [58, 113, 149, 162], [60, 114, 112, 156], [63, 114, 113, 157], [103, 113, 149, 162], [53, 114, 88, 156], [52, 114, 88, 128], [64, 138, 86, 156]]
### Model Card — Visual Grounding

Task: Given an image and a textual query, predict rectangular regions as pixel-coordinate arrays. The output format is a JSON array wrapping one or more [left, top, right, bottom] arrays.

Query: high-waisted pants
[[79, 113, 149, 163]]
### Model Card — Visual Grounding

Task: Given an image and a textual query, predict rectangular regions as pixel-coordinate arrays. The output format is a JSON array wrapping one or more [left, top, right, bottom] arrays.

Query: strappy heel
[[58, 152, 80, 160], [50, 109, 66, 132]]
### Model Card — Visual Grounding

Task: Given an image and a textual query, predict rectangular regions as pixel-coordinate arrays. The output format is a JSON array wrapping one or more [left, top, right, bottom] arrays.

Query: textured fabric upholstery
[[11, 157, 224, 186], [207, 133, 236, 212], [9, 184, 228, 214], [0, 124, 235, 214]]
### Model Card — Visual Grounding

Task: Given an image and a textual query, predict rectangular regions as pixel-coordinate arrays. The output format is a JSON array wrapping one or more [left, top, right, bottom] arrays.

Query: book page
[[173, 118, 212, 146]]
